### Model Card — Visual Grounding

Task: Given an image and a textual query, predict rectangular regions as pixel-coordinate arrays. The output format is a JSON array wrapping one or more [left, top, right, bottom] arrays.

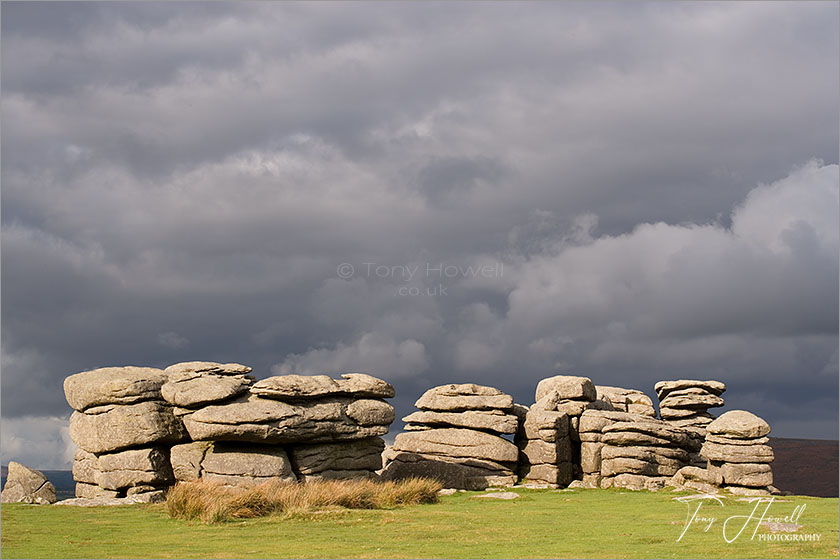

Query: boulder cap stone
[[535, 375, 596, 402], [654, 379, 726, 399], [64, 367, 168, 411], [163, 361, 252, 376], [414, 384, 513, 412], [706, 410, 771, 439], [251, 373, 395, 399]]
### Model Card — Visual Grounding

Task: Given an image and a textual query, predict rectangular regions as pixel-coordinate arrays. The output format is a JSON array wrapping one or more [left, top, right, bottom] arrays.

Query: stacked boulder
[[578, 409, 641, 488], [171, 372, 395, 485], [65, 366, 188, 501], [597, 417, 700, 491], [700, 410, 774, 496], [655, 380, 725, 431], [381, 384, 518, 490], [514, 402, 574, 488]]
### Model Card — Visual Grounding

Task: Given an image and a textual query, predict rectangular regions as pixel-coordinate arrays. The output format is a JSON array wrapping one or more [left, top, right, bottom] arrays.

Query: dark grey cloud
[[1, 1, 837, 468]]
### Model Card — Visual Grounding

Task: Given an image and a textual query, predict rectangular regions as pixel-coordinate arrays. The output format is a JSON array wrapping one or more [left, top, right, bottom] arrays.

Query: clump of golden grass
[[166, 477, 443, 523]]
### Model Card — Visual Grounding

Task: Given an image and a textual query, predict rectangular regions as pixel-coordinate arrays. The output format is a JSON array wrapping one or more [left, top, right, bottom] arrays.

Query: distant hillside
[[769, 437, 838, 498], [1, 438, 836, 499]]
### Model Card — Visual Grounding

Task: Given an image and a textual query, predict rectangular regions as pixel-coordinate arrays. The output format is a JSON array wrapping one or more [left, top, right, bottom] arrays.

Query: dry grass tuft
[[166, 477, 442, 523]]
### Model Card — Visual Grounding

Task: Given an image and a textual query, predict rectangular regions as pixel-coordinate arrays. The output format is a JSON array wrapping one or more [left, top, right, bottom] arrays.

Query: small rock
[[473, 492, 519, 500]]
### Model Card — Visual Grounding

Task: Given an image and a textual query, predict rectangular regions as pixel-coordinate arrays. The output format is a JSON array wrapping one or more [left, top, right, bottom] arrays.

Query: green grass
[[2, 488, 837, 558]]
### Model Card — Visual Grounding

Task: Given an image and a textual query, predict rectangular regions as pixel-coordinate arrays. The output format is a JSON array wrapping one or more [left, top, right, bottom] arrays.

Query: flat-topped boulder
[[69, 401, 188, 454], [654, 379, 725, 400], [64, 367, 169, 411], [402, 410, 518, 434], [706, 410, 771, 439], [201, 443, 296, 486], [251, 373, 394, 400], [163, 361, 252, 376], [182, 395, 394, 443], [0, 462, 56, 504], [161, 371, 253, 408], [414, 384, 513, 412], [535, 375, 596, 402], [392, 428, 518, 464]]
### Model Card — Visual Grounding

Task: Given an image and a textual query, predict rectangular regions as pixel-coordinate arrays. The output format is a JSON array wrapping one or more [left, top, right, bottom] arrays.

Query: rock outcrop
[[381, 384, 518, 489], [65, 364, 395, 497], [0, 462, 57, 504]]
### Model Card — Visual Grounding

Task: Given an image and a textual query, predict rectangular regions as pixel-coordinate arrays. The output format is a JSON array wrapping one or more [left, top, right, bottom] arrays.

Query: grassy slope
[[2, 489, 838, 559]]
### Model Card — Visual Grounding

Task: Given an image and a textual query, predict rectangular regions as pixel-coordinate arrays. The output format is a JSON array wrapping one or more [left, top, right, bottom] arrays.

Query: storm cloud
[[1, 1, 837, 469]]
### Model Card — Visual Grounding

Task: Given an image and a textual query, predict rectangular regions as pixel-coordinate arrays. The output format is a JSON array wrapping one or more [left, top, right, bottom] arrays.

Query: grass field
[[2, 488, 837, 559]]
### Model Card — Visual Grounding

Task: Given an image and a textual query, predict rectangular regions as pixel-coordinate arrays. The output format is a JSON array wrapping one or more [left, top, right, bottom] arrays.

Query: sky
[[1, 1, 838, 469]]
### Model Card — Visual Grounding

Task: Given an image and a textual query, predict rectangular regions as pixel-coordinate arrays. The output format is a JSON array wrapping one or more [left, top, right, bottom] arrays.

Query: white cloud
[[1, 416, 75, 470], [272, 332, 429, 379]]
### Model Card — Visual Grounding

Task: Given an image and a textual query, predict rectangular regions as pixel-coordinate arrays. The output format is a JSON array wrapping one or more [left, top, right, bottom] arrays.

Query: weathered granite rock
[[69, 401, 188, 454], [517, 462, 574, 486], [654, 380, 726, 400], [392, 428, 518, 464], [519, 408, 569, 442], [402, 410, 518, 434], [163, 361, 252, 376], [602, 473, 669, 491], [182, 395, 393, 443], [518, 438, 571, 465], [663, 414, 715, 428], [720, 463, 773, 487], [252, 373, 395, 400], [705, 434, 769, 446], [200, 443, 296, 486], [600, 445, 689, 464], [72, 449, 99, 484], [380, 450, 516, 490], [727, 485, 772, 496], [64, 367, 168, 411], [595, 386, 656, 416], [414, 384, 513, 412], [170, 442, 213, 481], [659, 394, 725, 409], [601, 457, 681, 477], [672, 465, 723, 486], [602, 420, 696, 449], [578, 410, 646, 434], [95, 447, 174, 490], [288, 437, 385, 476], [535, 375, 596, 402], [74, 482, 120, 499], [0, 462, 56, 504], [161, 372, 253, 408], [706, 410, 771, 439], [59, 491, 166, 506], [700, 441, 774, 463]]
